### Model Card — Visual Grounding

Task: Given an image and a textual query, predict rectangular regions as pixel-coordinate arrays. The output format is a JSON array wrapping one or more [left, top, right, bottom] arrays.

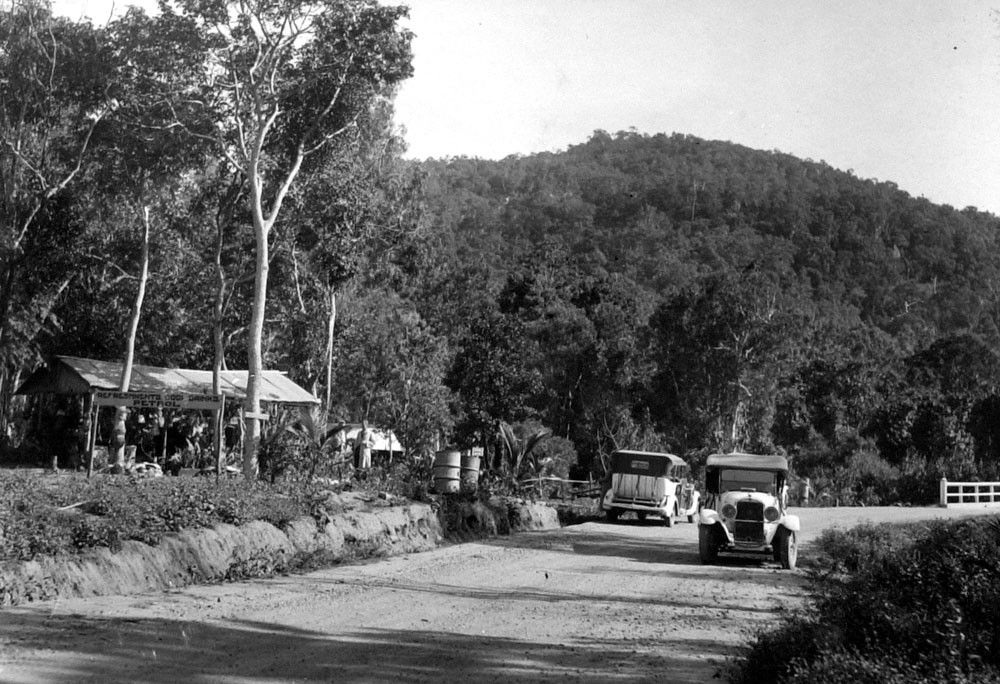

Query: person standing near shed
[[355, 420, 374, 475]]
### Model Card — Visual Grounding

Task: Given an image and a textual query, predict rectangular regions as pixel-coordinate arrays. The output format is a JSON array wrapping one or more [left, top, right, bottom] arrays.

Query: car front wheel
[[776, 527, 798, 570], [698, 525, 718, 564]]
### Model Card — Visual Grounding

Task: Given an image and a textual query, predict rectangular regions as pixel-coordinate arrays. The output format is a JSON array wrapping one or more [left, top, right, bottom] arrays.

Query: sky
[[52, 0, 1000, 215]]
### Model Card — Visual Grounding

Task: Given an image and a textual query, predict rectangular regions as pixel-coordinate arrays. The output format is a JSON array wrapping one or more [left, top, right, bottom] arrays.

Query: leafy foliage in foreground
[[0, 471, 318, 562], [731, 516, 1000, 684]]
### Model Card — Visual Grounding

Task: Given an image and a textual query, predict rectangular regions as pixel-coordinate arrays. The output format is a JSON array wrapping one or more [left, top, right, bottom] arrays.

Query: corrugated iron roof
[[15, 356, 319, 405]]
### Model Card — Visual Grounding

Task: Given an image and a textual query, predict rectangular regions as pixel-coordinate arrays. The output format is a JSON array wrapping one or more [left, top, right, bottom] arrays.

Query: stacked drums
[[460, 450, 481, 490], [433, 448, 482, 493], [432, 449, 461, 493]]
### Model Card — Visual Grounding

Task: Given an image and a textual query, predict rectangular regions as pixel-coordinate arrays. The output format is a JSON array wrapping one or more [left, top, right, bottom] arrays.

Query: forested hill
[[417, 130, 1000, 349]]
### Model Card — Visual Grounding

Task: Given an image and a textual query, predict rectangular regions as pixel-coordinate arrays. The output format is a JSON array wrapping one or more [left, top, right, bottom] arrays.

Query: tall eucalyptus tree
[[136, 0, 414, 477]]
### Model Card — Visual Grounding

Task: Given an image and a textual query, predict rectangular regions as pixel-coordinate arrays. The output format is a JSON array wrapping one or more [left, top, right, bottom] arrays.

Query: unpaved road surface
[[1, 506, 995, 684]]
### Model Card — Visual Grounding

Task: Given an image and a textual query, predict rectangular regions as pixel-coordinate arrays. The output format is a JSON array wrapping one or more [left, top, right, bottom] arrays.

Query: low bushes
[[794, 452, 944, 507], [731, 515, 1000, 684], [0, 470, 322, 562], [0, 468, 576, 564]]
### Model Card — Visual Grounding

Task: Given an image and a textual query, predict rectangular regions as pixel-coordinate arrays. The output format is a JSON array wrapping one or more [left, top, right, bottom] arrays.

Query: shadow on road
[[483, 524, 809, 586], [293, 573, 793, 618], [0, 610, 733, 684]]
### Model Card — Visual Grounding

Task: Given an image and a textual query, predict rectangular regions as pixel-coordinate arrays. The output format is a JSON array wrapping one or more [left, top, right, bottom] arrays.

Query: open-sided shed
[[15, 356, 319, 474]]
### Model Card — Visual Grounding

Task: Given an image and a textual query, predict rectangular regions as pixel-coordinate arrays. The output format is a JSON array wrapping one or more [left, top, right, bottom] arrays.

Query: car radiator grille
[[734, 500, 764, 542]]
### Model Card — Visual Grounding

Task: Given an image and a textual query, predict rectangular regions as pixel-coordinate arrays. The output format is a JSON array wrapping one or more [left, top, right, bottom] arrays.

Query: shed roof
[[705, 452, 788, 471], [15, 356, 319, 405]]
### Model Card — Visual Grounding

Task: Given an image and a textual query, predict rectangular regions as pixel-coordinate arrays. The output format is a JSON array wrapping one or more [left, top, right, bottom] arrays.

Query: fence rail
[[939, 478, 1000, 508], [520, 475, 603, 499]]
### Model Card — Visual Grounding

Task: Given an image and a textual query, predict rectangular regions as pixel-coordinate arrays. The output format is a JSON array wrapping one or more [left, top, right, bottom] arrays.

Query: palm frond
[[498, 421, 517, 460], [523, 429, 552, 455], [285, 406, 332, 446]]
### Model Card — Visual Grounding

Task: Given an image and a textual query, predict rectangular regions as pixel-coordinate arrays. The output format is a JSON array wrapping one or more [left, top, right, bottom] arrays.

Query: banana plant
[[498, 421, 552, 480], [277, 406, 344, 481]]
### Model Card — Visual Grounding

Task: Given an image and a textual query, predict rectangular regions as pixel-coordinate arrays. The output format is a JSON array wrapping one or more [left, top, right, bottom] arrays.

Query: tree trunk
[[325, 288, 337, 410], [243, 189, 270, 480], [0, 256, 21, 376], [239, 82, 309, 480], [213, 217, 227, 477], [113, 206, 151, 472]]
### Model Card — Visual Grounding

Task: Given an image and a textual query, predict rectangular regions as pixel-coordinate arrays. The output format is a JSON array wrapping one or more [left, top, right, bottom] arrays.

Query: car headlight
[[764, 506, 780, 522], [721, 503, 736, 519]]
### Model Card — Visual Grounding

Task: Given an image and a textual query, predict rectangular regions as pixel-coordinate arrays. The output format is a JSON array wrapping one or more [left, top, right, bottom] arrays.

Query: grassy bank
[[0, 468, 585, 565], [732, 514, 1000, 684], [0, 470, 323, 561]]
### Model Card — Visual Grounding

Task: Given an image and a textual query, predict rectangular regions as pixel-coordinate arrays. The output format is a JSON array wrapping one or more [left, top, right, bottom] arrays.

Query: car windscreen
[[718, 469, 776, 494]]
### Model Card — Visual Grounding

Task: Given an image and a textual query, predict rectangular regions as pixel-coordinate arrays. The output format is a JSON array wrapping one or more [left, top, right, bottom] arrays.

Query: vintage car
[[697, 453, 800, 569], [601, 449, 700, 527]]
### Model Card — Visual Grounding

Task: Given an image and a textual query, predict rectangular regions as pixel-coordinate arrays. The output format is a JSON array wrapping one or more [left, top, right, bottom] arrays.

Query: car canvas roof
[[705, 452, 788, 472], [612, 450, 688, 467]]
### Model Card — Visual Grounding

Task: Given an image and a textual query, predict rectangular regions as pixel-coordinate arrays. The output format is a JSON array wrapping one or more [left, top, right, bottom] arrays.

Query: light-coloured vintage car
[[697, 452, 800, 569], [601, 449, 700, 527]]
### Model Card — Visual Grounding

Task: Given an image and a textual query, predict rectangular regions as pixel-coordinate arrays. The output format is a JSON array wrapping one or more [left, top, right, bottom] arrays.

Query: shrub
[[731, 515, 1000, 683], [530, 435, 577, 480], [782, 652, 999, 684], [0, 470, 325, 561], [811, 521, 923, 574], [730, 616, 824, 684], [801, 451, 947, 507]]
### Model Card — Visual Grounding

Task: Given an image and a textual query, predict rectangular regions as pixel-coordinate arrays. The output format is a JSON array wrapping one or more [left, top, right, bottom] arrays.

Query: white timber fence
[[939, 477, 1000, 508]]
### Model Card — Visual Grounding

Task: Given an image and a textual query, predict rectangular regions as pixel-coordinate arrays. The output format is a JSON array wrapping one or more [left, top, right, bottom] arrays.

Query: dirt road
[[0, 505, 995, 684]]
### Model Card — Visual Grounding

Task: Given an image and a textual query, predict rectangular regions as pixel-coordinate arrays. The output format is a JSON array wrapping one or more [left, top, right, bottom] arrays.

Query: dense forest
[[408, 131, 1000, 503], [3, 1, 999, 503]]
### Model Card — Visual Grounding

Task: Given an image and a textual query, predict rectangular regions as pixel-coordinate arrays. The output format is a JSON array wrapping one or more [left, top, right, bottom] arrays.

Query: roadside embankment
[[0, 491, 563, 607]]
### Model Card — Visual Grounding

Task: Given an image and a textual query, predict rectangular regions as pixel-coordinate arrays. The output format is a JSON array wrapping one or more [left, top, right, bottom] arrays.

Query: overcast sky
[[53, 0, 1000, 215]]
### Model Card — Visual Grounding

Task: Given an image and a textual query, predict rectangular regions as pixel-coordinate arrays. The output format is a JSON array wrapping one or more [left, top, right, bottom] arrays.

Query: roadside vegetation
[[0, 464, 591, 564], [731, 515, 1000, 684], [0, 470, 321, 562]]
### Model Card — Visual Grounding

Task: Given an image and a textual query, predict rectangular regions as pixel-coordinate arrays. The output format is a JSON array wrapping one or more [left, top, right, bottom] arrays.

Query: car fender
[[677, 490, 699, 515], [699, 508, 721, 526], [698, 515, 732, 543], [780, 514, 801, 533]]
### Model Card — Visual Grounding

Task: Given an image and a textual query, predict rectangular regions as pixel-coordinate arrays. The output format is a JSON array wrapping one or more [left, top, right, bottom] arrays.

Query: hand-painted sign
[[94, 391, 224, 410]]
